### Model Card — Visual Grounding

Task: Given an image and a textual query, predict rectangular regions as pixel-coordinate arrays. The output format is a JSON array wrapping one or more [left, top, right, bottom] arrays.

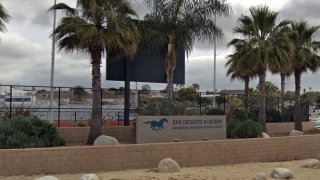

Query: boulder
[[80, 174, 99, 180], [35, 176, 59, 180], [253, 172, 267, 180], [289, 130, 303, 136], [93, 135, 119, 146], [302, 159, 320, 169], [315, 153, 320, 160], [261, 132, 270, 138], [157, 158, 181, 173], [270, 168, 294, 179]]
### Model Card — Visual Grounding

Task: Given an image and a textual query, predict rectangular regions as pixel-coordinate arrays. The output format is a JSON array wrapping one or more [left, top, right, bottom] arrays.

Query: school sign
[[136, 116, 226, 143]]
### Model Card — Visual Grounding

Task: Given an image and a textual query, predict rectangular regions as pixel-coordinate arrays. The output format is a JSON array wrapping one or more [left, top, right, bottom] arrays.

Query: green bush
[[140, 98, 186, 116], [0, 103, 36, 122], [226, 119, 241, 138], [227, 119, 265, 139], [205, 108, 225, 115], [0, 116, 66, 149]]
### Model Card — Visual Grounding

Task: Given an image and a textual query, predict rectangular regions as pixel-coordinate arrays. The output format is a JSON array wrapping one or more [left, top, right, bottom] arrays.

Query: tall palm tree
[[50, 0, 140, 144], [143, 0, 231, 101], [289, 21, 320, 131], [226, 39, 256, 114], [232, 6, 292, 127], [269, 26, 293, 113], [0, 2, 11, 33]]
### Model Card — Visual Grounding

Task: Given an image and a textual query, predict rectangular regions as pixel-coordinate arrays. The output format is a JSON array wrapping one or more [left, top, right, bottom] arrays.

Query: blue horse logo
[[144, 118, 169, 130]]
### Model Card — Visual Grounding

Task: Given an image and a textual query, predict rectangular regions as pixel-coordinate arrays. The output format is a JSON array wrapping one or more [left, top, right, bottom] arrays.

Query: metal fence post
[[9, 85, 12, 119], [58, 87, 61, 127], [223, 93, 226, 114], [199, 92, 202, 115], [101, 89, 103, 126], [137, 90, 140, 115]]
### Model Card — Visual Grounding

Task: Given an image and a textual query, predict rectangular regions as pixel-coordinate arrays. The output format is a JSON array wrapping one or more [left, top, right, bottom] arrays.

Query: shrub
[[0, 103, 36, 122], [0, 116, 66, 149], [140, 98, 186, 116], [227, 119, 265, 139], [205, 108, 225, 115], [227, 119, 241, 138]]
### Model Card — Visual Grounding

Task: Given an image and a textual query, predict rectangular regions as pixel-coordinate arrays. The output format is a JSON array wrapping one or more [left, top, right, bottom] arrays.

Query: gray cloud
[[1, 0, 320, 93]]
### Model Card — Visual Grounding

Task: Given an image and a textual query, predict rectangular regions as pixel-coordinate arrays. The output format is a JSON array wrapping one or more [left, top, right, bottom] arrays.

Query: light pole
[[213, 12, 217, 107], [50, 0, 57, 123]]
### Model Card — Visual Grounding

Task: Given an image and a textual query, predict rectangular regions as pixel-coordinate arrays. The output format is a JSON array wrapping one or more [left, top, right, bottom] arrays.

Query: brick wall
[[57, 127, 135, 144], [1, 135, 320, 176]]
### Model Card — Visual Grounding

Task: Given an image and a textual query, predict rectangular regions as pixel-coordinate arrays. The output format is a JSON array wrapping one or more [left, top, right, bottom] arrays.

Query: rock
[[253, 172, 267, 180], [289, 130, 303, 136], [261, 132, 270, 138], [80, 174, 99, 180], [302, 159, 320, 169], [315, 153, 320, 160], [35, 176, 59, 180], [157, 158, 181, 173], [270, 168, 294, 179], [93, 135, 119, 146]]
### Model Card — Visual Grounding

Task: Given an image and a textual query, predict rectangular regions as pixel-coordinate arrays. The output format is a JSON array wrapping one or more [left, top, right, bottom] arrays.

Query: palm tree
[[289, 21, 320, 131], [50, 0, 140, 144], [0, 2, 11, 33], [142, 0, 231, 101], [226, 39, 256, 114], [232, 6, 292, 127]]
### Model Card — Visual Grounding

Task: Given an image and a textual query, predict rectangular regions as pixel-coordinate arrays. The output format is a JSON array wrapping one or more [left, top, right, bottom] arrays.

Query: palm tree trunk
[[294, 69, 302, 131], [166, 69, 174, 101], [87, 48, 103, 145], [258, 69, 266, 128], [280, 73, 285, 113], [165, 34, 176, 102], [244, 76, 250, 115]]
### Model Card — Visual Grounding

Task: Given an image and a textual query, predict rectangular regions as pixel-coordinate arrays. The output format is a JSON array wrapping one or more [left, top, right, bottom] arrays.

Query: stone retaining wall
[[57, 122, 315, 144], [1, 135, 320, 176], [57, 126, 135, 144], [266, 122, 315, 135]]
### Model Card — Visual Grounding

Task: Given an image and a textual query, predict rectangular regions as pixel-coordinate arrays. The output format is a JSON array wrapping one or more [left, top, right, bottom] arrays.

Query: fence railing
[[0, 85, 310, 126]]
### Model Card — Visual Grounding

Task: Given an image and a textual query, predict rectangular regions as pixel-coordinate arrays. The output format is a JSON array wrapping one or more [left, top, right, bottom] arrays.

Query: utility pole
[[50, 0, 57, 124]]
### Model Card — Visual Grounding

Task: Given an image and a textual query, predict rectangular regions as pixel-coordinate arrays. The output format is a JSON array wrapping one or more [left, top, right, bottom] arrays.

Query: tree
[[192, 83, 200, 91], [226, 39, 256, 114], [0, 2, 11, 34], [289, 21, 320, 131], [71, 85, 87, 101], [231, 6, 292, 128], [50, 0, 140, 144], [141, 84, 151, 94], [142, 0, 231, 101]]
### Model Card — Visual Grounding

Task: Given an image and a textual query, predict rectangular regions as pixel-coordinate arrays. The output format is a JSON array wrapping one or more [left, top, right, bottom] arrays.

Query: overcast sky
[[0, 0, 320, 92]]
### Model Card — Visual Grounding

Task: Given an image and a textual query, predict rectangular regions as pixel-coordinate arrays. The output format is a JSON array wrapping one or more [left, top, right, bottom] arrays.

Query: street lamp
[[50, 0, 57, 123]]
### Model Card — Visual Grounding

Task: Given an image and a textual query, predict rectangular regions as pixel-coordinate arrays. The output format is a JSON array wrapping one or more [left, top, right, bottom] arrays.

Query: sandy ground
[[2, 159, 320, 180]]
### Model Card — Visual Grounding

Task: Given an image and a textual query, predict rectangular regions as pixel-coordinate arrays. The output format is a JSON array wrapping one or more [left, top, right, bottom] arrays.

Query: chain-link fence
[[0, 85, 310, 127]]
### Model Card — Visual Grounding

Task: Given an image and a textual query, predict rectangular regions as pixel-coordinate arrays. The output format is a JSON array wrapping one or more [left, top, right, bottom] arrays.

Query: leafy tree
[[0, 2, 11, 34], [289, 21, 320, 131], [70, 85, 87, 101], [50, 0, 140, 144], [142, 0, 231, 101], [192, 83, 200, 91], [177, 86, 197, 102], [141, 84, 151, 94], [231, 6, 292, 128]]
